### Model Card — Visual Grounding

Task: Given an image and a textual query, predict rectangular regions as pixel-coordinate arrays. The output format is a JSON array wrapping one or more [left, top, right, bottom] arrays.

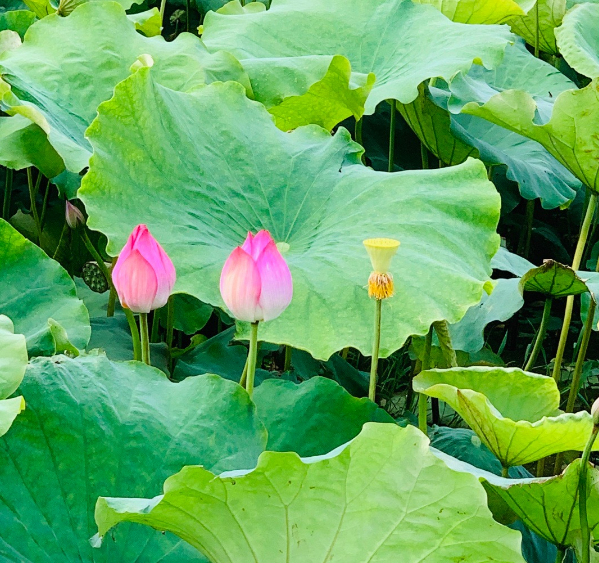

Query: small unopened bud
[[592, 397, 599, 427], [65, 201, 85, 229]]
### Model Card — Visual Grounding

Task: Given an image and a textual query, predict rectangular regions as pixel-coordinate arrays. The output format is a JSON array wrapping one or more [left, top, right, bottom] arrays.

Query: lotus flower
[[220, 230, 292, 322], [592, 397, 599, 426], [65, 200, 85, 229], [112, 224, 176, 313]]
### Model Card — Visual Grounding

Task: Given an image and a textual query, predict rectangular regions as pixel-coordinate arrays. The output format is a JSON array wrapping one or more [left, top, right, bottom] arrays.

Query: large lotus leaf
[[448, 277, 524, 353], [0, 1, 28, 11], [0, 353, 266, 562], [253, 377, 394, 456], [96, 423, 526, 563], [405, 41, 581, 208], [412, 0, 534, 23], [0, 1, 249, 175], [453, 76, 599, 192], [413, 366, 599, 466], [0, 315, 26, 437], [519, 259, 589, 296], [0, 114, 63, 177], [79, 68, 500, 360], [0, 219, 90, 355], [202, 0, 514, 115], [492, 246, 535, 277], [0, 9, 36, 37], [556, 3, 599, 78], [438, 453, 599, 548]]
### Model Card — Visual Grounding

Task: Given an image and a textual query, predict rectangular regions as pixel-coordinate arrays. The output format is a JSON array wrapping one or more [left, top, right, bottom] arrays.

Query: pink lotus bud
[[65, 200, 85, 229], [220, 230, 293, 322], [112, 224, 176, 313], [592, 397, 599, 426]]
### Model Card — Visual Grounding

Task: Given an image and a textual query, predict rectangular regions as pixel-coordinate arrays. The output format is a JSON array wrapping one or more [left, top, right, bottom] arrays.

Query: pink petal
[[250, 230, 274, 260], [132, 225, 176, 309], [255, 240, 292, 322], [112, 249, 158, 313], [241, 231, 254, 255], [220, 247, 263, 322]]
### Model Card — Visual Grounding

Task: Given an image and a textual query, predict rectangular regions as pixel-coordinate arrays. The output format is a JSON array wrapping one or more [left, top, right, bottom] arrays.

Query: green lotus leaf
[[452, 75, 599, 192], [0, 353, 266, 562], [0, 9, 36, 37], [96, 423, 526, 563], [437, 452, 599, 548], [253, 377, 394, 456], [556, 3, 599, 78], [127, 7, 161, 37], [402, 41, 580, 208], [449, 277, 524, 353], [492, 246, 535, 277], [22, 0, 55, 18], [0, 315, 26, 438], [0, 114, 63, 177], [265, 55, 375, 131], [202, 0, 514, 116], [79, 68, 500, 360], [510, 0, 599, 55], [413, 0, 534, 23], [519, 259, 589, 296], [0, 1, 250, 177], [413, 366, 599, 466], [0, 0, 28, 11], [0, 219, 90, 355]]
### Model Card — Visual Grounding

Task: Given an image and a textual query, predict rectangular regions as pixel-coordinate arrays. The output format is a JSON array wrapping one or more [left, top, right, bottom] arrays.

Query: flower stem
[[159, 0, 167, 26], [246, 321, 259, 398], [420, 142, 429, 170], [80, 229, 111, 288], [579, 424, 599, 563], [40, 178, 51, 232], [3, 168, 13, 220], [553, 193, 597, 382], [369, 298, 382, 401], [107, 257, 117, 318], [418, 325, 433, 435], [139, 313, 151, 366], [517, 199, 535, 259], [524, 297, 552, 371], [534, 0, 540, 58], [166, 295, 175, 371], [388, 99, 396, 173], [124, 308, 141, 362]]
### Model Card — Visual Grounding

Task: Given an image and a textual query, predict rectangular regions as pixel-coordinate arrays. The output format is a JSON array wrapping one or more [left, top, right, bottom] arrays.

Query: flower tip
[[65, 200, 85, 229], [363, 237, 400, 274]]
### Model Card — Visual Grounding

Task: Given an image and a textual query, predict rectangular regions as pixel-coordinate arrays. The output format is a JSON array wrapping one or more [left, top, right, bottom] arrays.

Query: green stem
[[355, 117, 363, 146], [3, 168, 13, 220], [502, 465, 510, 478], [433, 320, 457, 367], [284, 345, 292, 372], [579, 424, 599, 563], [341, 347, 349, 360], [554, 546, 566, 563], [239, 356, 248, 387], [420, 142, 429, 170], [388, 99, 396, 173], [553, 193, 598, 382], [27, 168, 42, 244], [536, 457, 545, 478], [518, 199, 535, 259], [139, 313, 151, 366], [369, 298, 382, 401], [80, 229, 111, 288], [534, 0, 540, 58], [159, 0, 167, 27], [418, 326, 433, 435], [246, 321, 259, 398], [524, 297, 552, 371], [124, 308, 141, 362], [565, 298, 596, 413], [186, 0, 190, 32]]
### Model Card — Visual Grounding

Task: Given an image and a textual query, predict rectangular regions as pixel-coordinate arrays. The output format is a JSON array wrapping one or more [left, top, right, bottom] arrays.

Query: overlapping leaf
[[0, 315, 26, 437], [79, 67, 500, 360], [96, 423, 525, 563], [0, 353, 266, 562], [0, 0, 249, 191], [413, 0, 534, 23], [202, 0, 514, 116], [556, 3, 599, 78], [0, 219, 90, 355], [414, 366, 599, 466]]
